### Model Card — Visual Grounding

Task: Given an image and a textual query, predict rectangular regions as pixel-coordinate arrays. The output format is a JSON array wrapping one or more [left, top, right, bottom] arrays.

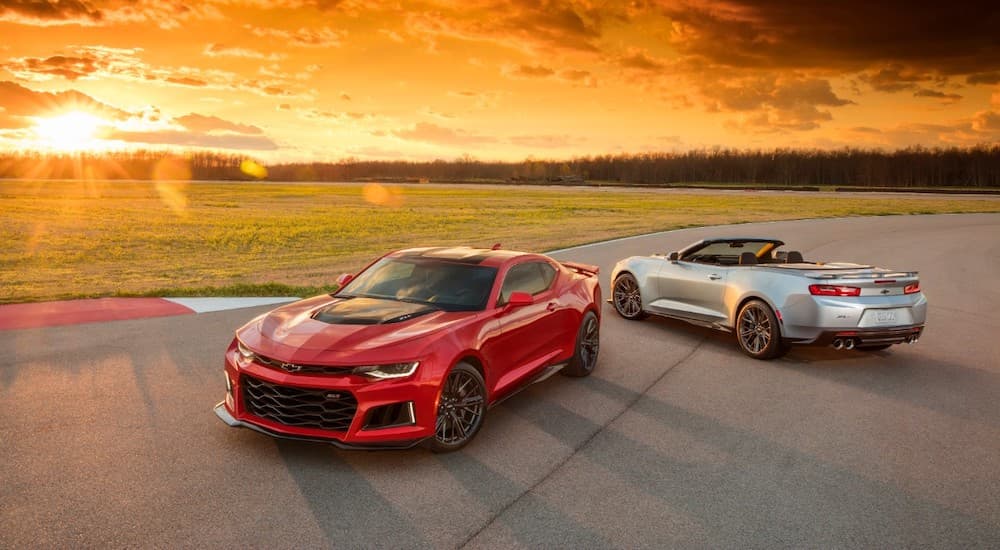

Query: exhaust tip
[[832, 338, 844, 350], [845, 338, 855, 350]]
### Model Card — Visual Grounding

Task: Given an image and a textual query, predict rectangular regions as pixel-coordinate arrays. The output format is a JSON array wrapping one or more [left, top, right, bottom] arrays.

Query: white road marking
[[163, 297, 299, 313]]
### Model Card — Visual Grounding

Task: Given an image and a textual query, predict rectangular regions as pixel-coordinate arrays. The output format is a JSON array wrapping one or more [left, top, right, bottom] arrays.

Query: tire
[[562, 311, 600, 377], [612, 273, 647, 320], [425, 363, 487, 453], [857, 344, 892, 351], [735, 299, 785, 360]]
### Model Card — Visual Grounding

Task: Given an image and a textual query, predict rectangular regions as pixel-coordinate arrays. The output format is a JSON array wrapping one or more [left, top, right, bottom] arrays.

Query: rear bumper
[[213, 402, 426, 450], [788, 324, 924, 346]]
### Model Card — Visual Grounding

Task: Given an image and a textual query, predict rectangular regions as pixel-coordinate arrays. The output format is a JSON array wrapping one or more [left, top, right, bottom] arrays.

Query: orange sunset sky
[[1, 1, 998, 162]]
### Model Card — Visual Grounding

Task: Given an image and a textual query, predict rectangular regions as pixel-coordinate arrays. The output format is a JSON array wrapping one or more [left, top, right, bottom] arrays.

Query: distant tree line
[[2, 144, 999, 187]]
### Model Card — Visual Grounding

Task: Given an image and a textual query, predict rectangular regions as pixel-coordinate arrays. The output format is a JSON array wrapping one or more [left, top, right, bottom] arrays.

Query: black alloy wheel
[[564, 311, 600, 377], [736, 299, 787, 360], [613, 273, 646, 320], [427, 363, 486, 453]]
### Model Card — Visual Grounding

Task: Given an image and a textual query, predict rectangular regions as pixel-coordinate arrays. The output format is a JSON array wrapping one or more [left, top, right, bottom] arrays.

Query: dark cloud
[[175, 113, 262, 134], [702, 76, 854, 132], [619, 51, 664, 71], [504, 64, 555, 78], [405, 0, 628, 54], [967, 72, 1000, 85], [392, 122, 495, 145], [913, 89, 962, 103], [661, 1, 1000, 75], [0, 0, 103, 25], [0, 0, 219, 29], [861, 65, 932, 92]]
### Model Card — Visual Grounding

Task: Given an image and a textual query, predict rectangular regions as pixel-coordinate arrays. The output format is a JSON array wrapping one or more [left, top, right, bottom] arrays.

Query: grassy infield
[[1, 180, 998, 304]]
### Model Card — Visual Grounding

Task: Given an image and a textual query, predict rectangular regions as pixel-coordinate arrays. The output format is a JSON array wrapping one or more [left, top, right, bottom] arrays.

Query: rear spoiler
[[561, 261, 599, 277], [807, 270, 918, 280]]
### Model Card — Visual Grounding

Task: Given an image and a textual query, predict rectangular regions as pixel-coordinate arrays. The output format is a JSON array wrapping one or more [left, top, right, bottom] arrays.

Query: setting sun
[[33, 112, 106, 151]]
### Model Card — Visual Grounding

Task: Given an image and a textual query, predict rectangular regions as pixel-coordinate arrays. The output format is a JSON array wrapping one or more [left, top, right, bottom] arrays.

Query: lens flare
[[240, 159, 268, 179], [362, 183, 404, 207], [152, 157, 191, 215]]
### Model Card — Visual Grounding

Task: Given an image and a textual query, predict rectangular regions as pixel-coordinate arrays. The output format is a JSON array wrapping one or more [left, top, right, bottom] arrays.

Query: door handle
[[708, 274, 721, 280], [546, 302, 557, 312]]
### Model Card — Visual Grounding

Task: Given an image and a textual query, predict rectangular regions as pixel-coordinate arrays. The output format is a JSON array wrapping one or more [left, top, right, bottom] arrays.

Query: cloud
[[0, 80, 128, 128], [618, 50, 665, 71], [105, 129, 280, 150], [0, 80, 280, 151], [658, 1, 1000, 75], [861, 65, 932, 93], [175, 113, 263, 134], [967, 72, 1000, 86], [697, 76, 853, 131], [913, 89, 962, 104], [2, 46, 308, 98], [244, 24, 345, 48], [503, 64, 555, 78], [392, 122, 495, 145], [971, 110, 1000, 132], [0, 0, 221, 29], [203, 44, 284, 61], [403, 0, 632, 55]]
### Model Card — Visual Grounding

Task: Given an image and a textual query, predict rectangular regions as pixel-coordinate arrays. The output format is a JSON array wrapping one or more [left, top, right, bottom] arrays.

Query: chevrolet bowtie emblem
[[281, 362, 302, 372]]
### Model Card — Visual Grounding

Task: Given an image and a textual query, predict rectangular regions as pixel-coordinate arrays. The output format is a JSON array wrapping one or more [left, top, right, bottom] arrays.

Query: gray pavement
[[2, 213, 999, 548]]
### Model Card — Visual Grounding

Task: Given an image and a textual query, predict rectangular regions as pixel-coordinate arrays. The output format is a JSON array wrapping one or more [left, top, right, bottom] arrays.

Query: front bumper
[[213, 402, 426, 450], [216, 344, 440, 449]]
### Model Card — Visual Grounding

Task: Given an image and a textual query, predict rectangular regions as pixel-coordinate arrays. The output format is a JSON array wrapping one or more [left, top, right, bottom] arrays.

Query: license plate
[[874, 310, 897, 324]]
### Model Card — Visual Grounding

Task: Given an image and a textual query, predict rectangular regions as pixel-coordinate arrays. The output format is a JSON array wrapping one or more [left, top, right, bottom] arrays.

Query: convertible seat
[[739, 252, 758, 265], [786, 251, 804, 263]]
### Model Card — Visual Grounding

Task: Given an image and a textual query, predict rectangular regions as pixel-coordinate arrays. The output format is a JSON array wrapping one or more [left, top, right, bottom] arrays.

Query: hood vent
[[311, 297, 438, 325]]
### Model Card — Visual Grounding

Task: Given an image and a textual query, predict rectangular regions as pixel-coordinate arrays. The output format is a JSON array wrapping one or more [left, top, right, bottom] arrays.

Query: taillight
[[904, 282, 920, 294], [809, 284, 861, 296]]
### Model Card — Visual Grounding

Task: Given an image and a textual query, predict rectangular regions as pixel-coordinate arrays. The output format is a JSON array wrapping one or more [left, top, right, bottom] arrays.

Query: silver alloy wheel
[[738, 303, 772, 354], [613, 275, 642, 318]]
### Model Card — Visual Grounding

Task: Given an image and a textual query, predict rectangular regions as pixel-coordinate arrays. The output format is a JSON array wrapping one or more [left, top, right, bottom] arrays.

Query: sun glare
[[33, 111, 107, 151]]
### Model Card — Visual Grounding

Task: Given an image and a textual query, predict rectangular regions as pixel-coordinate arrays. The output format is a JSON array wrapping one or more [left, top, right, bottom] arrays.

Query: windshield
[[684, 241, 779, 264], [337, 257, 498, 311]]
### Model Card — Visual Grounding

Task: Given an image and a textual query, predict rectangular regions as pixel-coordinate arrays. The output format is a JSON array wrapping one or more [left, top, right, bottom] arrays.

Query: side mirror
[[668, 252, 680, 261], [506, 291, 533, 307], [335, 273, 354, 287]]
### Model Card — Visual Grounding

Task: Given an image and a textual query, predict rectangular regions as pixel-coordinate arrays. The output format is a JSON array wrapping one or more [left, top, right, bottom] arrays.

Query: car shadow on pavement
[[274, 440, 432, 547]]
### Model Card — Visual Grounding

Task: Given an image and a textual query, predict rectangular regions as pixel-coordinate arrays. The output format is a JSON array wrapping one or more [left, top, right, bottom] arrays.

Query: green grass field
[[2, 180, 998, 303]]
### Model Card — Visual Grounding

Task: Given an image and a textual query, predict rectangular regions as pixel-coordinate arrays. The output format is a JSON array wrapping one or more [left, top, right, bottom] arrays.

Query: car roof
[[389, 246, 536, 267]]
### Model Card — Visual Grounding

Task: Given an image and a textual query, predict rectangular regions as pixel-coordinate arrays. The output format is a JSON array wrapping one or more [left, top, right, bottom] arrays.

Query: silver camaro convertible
[[609, 238, 927, 359]]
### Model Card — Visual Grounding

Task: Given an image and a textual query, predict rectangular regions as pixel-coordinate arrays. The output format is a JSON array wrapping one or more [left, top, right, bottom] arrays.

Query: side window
[[498, 262, 557, 305]]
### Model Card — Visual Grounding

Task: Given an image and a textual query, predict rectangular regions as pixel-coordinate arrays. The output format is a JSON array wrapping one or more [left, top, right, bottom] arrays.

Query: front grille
[[256, 354, 349, 375], [242, 374, 357, 432]]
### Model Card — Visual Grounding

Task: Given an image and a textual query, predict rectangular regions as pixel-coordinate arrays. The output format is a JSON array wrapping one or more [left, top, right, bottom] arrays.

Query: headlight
[[352, 362, 419, 379], [235, 338, 256, 366]]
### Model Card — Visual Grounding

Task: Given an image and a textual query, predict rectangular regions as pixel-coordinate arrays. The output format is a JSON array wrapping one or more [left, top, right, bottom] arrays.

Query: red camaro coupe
[[213, 246, 601, 452]]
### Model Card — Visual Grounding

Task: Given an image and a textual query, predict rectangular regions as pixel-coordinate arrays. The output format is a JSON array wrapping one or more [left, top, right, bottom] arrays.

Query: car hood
[[237, 295, 471, 363]]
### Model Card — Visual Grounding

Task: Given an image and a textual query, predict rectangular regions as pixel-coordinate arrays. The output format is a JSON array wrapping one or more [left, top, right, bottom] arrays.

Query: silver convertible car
[[609, 238, 927, 359]]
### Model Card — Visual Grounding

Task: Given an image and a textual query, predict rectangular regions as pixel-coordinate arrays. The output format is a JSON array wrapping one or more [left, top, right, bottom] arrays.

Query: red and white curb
[[0, 297, 298, 331]]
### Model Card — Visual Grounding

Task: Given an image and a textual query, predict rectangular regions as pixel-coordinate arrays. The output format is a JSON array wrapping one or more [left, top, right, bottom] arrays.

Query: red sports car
[[213, 246, 601, 452]]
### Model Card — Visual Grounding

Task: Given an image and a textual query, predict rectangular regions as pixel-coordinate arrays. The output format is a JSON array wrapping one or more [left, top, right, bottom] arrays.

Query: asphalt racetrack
[[2, 213, 999, 548]]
